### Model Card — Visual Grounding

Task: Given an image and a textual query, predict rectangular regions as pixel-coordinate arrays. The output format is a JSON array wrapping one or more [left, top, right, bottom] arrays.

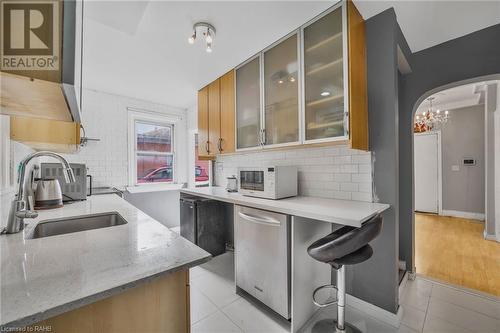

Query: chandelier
[[414, 97, 450, 133]]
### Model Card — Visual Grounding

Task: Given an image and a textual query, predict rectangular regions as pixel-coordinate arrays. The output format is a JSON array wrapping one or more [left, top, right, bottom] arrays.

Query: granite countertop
[[0, 194, 211, 328], [181, 187, 390, 227]]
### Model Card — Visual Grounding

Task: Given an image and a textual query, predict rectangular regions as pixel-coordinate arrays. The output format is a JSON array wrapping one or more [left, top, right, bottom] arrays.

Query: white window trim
[[127, 110, 181, 187]]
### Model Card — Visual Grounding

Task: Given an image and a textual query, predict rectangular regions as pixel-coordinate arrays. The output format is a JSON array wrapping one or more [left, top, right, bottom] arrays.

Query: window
[[194, 133, 210, 186], [133, 120, 174, 185]]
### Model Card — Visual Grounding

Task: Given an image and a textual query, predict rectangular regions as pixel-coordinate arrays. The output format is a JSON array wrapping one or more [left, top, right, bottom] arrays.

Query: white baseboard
[[441, 210, 485, 221], [483, 230, 499, 242], [346, 293, 403, 328], [398, 271, 408, 302]]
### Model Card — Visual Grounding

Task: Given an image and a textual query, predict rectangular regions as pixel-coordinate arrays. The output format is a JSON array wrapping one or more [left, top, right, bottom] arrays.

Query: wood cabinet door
[[198, 86, 210, 157], [208, 79, 221, 156], [347, 0, 368, 151], [219, 70, 235, 153]]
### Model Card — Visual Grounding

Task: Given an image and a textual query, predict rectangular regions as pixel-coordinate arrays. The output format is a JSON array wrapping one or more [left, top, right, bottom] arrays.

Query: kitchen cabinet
[[220, 70, 236, 153], [0, 1, 83, 123], [263, 33, 300, 147], [29, 270, 190, 333], [198, 86, 210, 157], [198, 70, 236, 159], [208, 80, 221, 155], [303, 5, 346, 142], [234, 0, 368, 151], [236, 57, 261, 150], [10, 116, 81, 154]]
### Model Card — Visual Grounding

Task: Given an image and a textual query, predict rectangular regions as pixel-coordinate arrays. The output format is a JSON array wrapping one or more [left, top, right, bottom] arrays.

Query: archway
[[408, 74, 499, 294]]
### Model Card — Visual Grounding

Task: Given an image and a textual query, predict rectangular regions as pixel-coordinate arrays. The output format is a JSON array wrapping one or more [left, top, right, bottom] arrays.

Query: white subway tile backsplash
[[358, 164, 372, 173], [340, 164, 359, 173], [351, 173, 372, 183], [358, 182, 372, 193], [215, 145, 373, 202], [351, 192, 372, 202], [341, 182, 358, 192], [352, 154, 372, 164]]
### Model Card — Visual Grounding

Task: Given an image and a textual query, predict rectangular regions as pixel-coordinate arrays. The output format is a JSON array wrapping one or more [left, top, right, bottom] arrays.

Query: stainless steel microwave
[[238, 166, 298, 199]]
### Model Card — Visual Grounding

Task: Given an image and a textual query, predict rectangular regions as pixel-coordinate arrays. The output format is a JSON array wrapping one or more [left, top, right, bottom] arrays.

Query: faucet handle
[[15, 210, 38, 219]]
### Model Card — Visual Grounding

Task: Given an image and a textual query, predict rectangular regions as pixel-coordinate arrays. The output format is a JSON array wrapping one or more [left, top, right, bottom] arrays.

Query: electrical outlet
[[451, 165, 460, 171]]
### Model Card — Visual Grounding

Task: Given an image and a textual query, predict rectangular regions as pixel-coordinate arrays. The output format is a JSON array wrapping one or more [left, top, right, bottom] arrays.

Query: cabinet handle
[[205, 141, 210, 154], [238, 211, 281, 227], [260, 129, 266, 146], [218, 138, 223, 152]]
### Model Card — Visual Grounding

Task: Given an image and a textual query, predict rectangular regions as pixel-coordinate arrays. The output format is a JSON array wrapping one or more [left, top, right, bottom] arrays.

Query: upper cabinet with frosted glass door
[[233, 0, 367, 151], [302, 1, 367, 148], [236, 57, 261, 150], [263, 33, 300, 147]]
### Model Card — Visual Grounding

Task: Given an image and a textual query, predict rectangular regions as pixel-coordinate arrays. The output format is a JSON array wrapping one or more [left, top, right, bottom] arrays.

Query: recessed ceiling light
[[289, 77, 295, 83], [320, 91, 330, 97], [278, 79, 284, 84]]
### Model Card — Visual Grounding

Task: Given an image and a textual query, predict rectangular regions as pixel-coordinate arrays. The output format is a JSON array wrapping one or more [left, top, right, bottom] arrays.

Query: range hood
[[0, 0, 82, 123]]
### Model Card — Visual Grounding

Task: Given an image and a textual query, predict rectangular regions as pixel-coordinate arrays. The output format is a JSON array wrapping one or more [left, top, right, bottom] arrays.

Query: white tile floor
[[190, 253, 500, 333]]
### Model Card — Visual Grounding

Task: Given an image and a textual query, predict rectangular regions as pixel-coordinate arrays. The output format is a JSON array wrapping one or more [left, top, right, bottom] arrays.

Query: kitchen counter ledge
[[181, 186, 390, 227], [0, 194, 211, 328]]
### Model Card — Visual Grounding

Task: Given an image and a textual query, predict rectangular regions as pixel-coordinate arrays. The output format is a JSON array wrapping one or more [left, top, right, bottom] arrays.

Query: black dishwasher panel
[[180, 195, 228, 256]]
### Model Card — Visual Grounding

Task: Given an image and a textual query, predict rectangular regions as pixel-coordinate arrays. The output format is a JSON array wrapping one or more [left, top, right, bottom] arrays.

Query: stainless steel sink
[[30, 212, 128, 239]]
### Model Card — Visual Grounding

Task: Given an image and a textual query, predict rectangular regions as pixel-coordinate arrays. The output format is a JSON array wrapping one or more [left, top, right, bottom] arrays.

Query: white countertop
[[181, 187, 390, 227], [0, 194, 211, 328]]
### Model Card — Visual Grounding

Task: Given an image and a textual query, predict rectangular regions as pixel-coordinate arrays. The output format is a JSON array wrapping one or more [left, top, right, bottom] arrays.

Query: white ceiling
[[415, 82, 484, 114], [82, 1, 333, 109], [82, 1, 500, 110], [354, 0, 500, 53]]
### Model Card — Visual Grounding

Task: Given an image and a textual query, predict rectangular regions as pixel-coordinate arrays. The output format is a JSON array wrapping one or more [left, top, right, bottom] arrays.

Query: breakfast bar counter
[[181, 186, 390, 227], [181, 186, 391, 332]]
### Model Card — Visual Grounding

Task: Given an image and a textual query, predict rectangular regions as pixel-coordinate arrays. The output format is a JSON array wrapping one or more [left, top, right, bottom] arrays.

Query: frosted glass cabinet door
[[303, 7, 345, 141], [236, 57, 261, 149], [263, 34, 299, 145]]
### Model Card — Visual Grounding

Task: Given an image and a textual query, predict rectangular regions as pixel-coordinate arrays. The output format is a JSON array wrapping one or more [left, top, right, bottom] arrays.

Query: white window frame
[[127, 110, 180, 187]]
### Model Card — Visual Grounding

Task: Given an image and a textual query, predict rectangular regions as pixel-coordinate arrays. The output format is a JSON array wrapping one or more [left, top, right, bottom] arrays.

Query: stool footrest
[[312, 284, 338, 308]]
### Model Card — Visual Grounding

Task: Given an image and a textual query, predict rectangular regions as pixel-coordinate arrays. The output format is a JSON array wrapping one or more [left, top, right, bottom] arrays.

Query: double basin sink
[[29, 212, 127, 239]]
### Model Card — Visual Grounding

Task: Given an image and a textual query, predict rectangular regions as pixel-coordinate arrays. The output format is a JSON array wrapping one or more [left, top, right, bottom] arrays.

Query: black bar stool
[[307, 214, 383, 333]]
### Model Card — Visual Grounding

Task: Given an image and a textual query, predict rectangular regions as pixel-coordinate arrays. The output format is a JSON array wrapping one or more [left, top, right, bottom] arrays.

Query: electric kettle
[[34, 179, 64, 210]]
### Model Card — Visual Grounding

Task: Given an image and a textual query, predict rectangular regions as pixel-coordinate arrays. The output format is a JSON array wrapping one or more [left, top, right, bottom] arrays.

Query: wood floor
[[415, 213, 500, 296]]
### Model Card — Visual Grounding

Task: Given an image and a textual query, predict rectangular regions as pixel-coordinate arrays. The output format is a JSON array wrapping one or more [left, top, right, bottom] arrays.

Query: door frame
[[414, 130, 442, 215]]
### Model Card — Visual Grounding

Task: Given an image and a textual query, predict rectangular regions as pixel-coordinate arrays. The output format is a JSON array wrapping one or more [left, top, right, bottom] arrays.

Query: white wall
[[215, 146, 374, 202], [48, 88, 189, 188], [3, 89, 189, 229]]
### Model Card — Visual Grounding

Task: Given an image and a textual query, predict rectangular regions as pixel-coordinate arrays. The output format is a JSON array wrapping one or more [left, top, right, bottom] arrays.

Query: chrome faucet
[[4, 151, 76, 234]]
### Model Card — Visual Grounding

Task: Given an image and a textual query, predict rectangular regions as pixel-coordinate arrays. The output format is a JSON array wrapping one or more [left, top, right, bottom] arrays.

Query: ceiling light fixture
[[188, 22, 216, 53]]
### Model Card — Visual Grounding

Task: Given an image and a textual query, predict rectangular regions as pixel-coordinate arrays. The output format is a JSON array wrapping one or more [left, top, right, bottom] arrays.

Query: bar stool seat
[[307, 214, 383, 333]]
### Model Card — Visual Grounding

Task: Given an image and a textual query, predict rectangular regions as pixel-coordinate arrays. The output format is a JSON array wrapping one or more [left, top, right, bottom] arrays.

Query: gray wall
[[344, 8, 400, 314], [441, 105, 485, 214], [398, 23, 500, 271]]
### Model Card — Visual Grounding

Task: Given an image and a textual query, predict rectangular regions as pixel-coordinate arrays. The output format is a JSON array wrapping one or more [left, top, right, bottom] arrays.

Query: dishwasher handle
[[238, 211, 281, 227]]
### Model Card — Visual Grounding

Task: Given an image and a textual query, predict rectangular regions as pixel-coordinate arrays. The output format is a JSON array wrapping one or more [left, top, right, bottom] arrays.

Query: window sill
[[126, 183, 184, 194]]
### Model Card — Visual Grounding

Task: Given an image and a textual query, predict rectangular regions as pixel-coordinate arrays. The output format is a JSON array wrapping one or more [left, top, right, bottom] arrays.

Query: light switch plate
[[452, 165, 460, 171]]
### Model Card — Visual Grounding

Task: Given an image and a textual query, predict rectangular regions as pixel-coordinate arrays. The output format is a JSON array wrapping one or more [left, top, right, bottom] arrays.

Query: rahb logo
[[1, 0, 60, 71]]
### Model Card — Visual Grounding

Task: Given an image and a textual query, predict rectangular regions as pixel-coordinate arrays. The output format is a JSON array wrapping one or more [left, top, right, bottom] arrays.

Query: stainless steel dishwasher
[[234, 205, 290, 319]]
